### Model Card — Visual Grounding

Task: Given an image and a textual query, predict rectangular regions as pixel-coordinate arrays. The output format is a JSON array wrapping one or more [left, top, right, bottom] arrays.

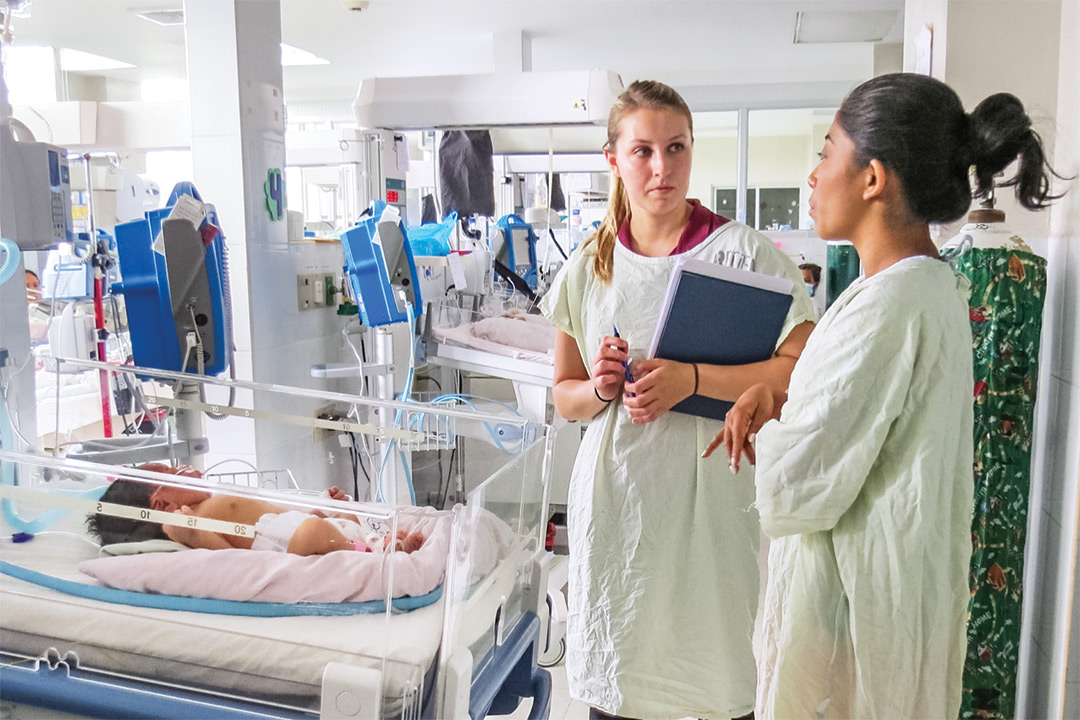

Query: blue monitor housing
[[492, 214, 538, 289], [341, 200, 423, 327], [112, 183, 229, 376]]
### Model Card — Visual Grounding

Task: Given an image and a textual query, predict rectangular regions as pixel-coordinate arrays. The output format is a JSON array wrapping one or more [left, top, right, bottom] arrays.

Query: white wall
[[1025, 1, 1080, 716], [944, 0, 1062, 243], [902, 0, 950, 78], [902, 1, 1078, 717]]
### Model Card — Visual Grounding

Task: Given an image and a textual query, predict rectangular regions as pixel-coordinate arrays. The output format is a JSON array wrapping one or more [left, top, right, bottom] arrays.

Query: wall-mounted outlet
[[297, 273, 339, 311], [313, 403, 348, 442]]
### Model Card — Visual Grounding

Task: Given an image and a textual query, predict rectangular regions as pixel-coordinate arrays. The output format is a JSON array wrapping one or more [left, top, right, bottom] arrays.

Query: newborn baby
[[86, 463, 424, 556]]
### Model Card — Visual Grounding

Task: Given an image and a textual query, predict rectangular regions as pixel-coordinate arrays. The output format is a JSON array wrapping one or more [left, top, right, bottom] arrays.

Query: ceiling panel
[[6, 0, 902, 119]]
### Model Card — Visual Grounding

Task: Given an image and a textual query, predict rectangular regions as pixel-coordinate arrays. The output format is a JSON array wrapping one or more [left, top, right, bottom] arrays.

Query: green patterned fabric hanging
[[955, 246, 1046, 719]]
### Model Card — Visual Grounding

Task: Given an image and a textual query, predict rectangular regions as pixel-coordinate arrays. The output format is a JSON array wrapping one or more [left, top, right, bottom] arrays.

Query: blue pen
[[613, 325, 636, 395]]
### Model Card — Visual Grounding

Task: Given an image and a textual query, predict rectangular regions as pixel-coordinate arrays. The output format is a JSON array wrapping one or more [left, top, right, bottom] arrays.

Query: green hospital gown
[[956, 247, 1046, 719]]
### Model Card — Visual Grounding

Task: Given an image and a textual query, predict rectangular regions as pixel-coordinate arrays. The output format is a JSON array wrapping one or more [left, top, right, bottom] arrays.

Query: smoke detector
[[343, 1, 370, 11]]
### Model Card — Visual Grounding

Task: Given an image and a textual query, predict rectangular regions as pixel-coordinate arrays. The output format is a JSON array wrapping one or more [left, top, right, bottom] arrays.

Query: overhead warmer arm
[[353, 70, 624, 131]]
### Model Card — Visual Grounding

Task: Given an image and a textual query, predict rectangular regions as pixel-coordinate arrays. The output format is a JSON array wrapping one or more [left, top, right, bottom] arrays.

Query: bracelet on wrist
[[691, 363, 700, 396], [594, 386, 615, 403]]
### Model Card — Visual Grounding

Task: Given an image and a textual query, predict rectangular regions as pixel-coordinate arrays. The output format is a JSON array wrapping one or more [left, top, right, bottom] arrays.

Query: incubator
[[0, 72, 570, 714], [0, 361, 557, 718]]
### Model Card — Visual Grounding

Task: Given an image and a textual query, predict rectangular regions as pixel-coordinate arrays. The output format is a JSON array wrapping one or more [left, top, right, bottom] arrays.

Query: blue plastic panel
[[341, 201, 423, 328], [111, 184, 228, 376], [0, 659, 310, 719], [469, 612, 551, 720]]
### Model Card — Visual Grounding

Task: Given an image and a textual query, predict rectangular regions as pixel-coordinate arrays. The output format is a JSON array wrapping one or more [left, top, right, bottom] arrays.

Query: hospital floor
[[509, 661, 696, 720]]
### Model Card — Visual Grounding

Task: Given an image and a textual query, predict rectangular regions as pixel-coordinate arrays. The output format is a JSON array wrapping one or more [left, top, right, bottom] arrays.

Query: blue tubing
[[0, 238, 20, 285]]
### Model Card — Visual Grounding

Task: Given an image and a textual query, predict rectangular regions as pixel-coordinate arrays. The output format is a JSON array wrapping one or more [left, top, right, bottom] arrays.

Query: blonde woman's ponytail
[[586, 175, 629, 283]]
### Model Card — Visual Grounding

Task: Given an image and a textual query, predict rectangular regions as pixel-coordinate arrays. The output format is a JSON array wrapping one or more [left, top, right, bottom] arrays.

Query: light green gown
[[754, 257, 975, 718], [542, 223, 815, 719]]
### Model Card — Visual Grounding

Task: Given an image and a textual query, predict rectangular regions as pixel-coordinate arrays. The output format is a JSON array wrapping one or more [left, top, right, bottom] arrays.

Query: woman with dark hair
[[541, 79, 816, 719], [705, 73, 1064, 717]]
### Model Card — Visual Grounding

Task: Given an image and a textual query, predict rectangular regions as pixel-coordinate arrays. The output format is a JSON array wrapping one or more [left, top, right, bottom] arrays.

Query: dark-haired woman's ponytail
[[969, 93, 1068, 211]]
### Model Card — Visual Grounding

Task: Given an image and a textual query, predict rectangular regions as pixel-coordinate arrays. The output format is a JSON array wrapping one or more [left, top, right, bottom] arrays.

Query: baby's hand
[[162, 506, 195, 544], [326, 486, 351, 502], [403, 530, 425, 553]]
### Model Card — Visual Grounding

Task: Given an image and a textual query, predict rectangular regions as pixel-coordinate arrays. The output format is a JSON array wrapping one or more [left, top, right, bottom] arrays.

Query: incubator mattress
[[432, 314, 555, 365], [0, 522, 522, 715]]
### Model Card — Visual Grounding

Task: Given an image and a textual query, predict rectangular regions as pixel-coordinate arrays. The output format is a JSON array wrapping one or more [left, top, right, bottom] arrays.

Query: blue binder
[[648, 258, 794, 421]]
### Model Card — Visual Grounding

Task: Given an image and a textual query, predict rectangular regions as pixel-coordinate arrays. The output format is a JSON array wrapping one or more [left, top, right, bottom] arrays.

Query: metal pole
[[736, 107, 749, 226]]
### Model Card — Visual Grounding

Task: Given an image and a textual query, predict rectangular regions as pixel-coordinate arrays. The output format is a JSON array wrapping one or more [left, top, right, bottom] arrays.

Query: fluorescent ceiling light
[[281, 43, 330, 67], [136, 9, 185, 27], [793, 11, 898, 44], [59, 48, 136, 72]]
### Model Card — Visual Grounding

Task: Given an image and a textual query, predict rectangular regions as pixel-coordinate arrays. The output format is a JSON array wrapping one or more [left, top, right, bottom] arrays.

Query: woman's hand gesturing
[[703, 382, 775, 472]]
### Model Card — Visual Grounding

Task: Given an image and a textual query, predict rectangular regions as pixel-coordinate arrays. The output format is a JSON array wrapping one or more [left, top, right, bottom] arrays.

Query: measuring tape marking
[[145, 395, 425, 443], [0, 484, 256, 539]]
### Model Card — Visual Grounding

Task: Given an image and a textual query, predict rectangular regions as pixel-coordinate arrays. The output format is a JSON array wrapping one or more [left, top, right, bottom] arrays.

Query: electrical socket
[[313, 403, 348, 443], [297, 273, 340, 311]]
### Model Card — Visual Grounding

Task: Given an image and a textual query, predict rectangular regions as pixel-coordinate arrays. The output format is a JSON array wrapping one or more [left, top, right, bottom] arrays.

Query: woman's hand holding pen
[[703, 382, 775, 472], [591, 334, 629, 403], [623, 358, 696, 424]]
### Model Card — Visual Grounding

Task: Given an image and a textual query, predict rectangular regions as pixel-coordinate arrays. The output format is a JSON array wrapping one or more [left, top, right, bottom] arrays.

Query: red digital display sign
[[386, 190, 399, 203]]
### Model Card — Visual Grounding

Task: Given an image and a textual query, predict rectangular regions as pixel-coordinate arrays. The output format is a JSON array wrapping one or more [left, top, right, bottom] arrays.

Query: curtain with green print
[[955, 247, 1046, 720]]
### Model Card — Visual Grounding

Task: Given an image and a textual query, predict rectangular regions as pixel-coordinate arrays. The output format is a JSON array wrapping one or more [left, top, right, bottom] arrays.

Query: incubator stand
[[0, 359, 556, 718], [424, 296, 555, 389], [424, 296, 578, 550]]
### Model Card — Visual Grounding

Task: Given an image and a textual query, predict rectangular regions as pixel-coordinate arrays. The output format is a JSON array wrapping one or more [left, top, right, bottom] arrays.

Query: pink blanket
[[80, 509, 452, 604]]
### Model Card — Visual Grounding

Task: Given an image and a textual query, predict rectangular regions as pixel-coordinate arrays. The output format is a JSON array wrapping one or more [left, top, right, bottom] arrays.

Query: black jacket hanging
[[438, 130, 495, 217]]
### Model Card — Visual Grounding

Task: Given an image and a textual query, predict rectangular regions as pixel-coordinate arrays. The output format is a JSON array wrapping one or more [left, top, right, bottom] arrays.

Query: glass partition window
[[693, 108, 836, 232], [712, 186, 802, 230], [747, 108, 836, 233]]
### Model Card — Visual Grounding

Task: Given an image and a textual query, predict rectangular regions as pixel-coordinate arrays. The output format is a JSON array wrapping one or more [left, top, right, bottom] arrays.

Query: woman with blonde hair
[[540, 79, 815, 719]]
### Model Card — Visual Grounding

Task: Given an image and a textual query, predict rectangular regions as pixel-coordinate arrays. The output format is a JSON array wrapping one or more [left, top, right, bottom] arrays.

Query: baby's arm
[[308, 486, 357, 521]]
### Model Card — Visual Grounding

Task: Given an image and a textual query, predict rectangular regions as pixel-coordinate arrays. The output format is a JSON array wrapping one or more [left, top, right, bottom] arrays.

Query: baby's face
[[140, 465, 210, 513]]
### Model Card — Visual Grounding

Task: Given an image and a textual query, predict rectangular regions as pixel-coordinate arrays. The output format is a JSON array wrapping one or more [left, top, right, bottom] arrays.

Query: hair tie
[[594, 386, 615, 403], [692, 363, 699, 396]]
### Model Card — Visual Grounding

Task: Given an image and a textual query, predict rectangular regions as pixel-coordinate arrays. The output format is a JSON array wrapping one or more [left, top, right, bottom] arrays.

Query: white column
[[0, 49, 36, 449], [183, 0, 286, 470]]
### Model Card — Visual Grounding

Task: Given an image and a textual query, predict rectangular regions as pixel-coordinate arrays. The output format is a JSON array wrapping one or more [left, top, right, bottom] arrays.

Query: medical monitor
[[41, 247, 93, 301]]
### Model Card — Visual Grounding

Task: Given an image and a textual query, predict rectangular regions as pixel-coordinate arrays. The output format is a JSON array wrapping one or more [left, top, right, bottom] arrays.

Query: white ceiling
[[7, 0, 904, 131]]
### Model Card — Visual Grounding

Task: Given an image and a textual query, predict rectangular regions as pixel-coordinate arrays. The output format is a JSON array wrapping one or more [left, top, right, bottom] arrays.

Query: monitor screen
[[41, 248, 93, 300]]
